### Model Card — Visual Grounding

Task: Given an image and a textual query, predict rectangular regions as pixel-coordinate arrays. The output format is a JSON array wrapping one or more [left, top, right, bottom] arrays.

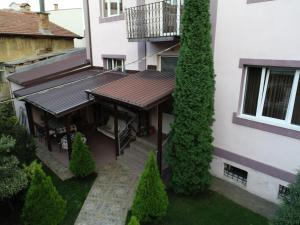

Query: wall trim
[[247, 0, 274, 4], [232, 112, 300, 140], [101, 54, 126, 59], [214, 147, 296, 183], [239, 58, 300, 69]]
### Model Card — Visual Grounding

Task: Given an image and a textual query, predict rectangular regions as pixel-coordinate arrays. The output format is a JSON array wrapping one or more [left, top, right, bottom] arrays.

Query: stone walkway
[[36, 140, 74, 181], [210, 177, 278, 219], [74, 162, 139, 225]]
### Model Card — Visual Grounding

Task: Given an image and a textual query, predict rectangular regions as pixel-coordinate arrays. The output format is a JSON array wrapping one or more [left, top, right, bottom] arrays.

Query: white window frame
[[158, 55, 178, 72], [106, 58, 125, 72], [240, 66, 300, 131], [102, 0, 123, 18]]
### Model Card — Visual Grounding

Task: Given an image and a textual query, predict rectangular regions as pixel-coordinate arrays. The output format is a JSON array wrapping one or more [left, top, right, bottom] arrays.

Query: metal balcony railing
[[125, 0, 183, 41]]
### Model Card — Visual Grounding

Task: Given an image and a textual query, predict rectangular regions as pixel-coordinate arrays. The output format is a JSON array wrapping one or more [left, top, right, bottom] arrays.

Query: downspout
[[86, 0, 93, 66]]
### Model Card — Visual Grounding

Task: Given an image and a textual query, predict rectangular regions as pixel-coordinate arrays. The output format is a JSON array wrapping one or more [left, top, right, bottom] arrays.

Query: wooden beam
[[65, 115, 72, 160], [157, 104, 163, 175], [114, 104, 119, 159], [25, 102, 35, 135], [44, 111, 52, 152]]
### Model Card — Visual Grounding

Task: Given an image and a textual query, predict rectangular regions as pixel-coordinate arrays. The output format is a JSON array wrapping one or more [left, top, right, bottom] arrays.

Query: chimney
[[39, 0, 45, 12], [20, 3, 31, 12], [37, 12, 51, 35], [54, 4, 58, 10]]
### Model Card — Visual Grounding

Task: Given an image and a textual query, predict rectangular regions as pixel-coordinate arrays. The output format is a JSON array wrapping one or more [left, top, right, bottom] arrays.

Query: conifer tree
[[272, 172, 300, 225], [22, 163, 66, 225], [132, 151, 168, 222], [167, 0, 215, 194], [0, 135, 28, 200], [69, 132, 95, 177]]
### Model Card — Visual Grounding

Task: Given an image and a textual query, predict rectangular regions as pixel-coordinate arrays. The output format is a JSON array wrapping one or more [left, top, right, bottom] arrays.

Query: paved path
[[36, 140, 74, 181], [211, 177, 278, 219], [74, 163, 139, 225]]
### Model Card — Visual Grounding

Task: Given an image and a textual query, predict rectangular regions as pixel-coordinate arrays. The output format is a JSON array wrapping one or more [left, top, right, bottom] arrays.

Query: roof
[[0, 10, 80, 38], [14, 68, 126, 117], [91, 70, 175, 109], [7, 48, 88, 86]]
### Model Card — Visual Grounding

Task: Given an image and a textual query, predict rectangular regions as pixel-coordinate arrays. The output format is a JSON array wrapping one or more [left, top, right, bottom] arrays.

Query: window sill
[[232, 112, 300, 140], [99, 14, 125, 23]]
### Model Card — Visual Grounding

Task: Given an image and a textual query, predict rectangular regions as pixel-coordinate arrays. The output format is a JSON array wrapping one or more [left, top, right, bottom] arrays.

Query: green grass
[[0, 166, 96, 225], [131, 191, 269, 225], [43, 167, 96, 225]]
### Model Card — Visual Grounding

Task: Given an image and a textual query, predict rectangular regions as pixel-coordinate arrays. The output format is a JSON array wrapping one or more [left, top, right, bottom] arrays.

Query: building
[[0, 6, 82, 100], [9, 0, 300, 205], [47, 4, 86, 48], [82, 0, 300, 204]]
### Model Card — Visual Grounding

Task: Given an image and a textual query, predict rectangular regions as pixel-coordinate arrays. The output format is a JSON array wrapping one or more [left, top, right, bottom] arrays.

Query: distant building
[[47, 4, 86, 48], [0, 7, 82, 100]]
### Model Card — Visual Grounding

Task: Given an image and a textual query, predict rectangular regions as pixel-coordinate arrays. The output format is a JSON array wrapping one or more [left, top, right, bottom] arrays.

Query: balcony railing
[[126, 0, 183, 41]]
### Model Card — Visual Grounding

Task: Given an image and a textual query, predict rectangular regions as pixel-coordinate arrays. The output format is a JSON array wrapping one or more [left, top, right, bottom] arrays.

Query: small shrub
[[128, 216, 140, 225], [132, 151, 169, 222], [22, 163, 66, 225], [0, 135, 28, 200], [69, 132, 95, 177], [271, 172, 300, 225]]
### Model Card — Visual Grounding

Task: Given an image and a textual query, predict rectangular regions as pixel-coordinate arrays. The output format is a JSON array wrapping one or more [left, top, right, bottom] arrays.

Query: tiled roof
[[0, 10, 80, 38], [92, 70, 175, 109], [14, 69, 126, 117]]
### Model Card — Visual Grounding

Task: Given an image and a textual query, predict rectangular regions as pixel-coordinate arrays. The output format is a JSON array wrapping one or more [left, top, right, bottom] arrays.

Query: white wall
[[212, 0, 300, 201], [88, 0, 140, 70], [48, 8, 86, 48]]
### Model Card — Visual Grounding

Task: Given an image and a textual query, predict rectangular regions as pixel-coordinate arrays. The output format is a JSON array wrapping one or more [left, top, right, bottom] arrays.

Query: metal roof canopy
[[14, 68, 127, 117], [90, 70, 175, 110]]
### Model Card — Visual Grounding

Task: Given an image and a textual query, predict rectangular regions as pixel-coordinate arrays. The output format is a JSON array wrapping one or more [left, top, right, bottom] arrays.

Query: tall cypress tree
[[167, 0, 215, 194]]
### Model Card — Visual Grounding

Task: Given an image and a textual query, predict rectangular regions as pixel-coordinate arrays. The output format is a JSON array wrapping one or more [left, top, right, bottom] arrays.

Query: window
[[224, 163, 248, 186], [106, 58, 125, 72], [103, 0, 123, 18], [161, 56, 178, 74], [241, 67, 300, 128], [278, 185, 289, 199]]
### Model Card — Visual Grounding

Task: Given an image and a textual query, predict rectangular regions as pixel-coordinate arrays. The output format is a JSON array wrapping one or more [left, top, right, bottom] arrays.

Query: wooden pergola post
[[157, 104, 163, 175], [44, 111, 52, 152], [65, 114, 72, 160], [114, 104, 119, 159], [25, 102, 35, 135]]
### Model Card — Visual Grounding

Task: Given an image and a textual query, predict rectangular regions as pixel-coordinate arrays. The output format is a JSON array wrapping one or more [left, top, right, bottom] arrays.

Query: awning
[[14, 68, 126, 117], [91, 70, 175, 110]]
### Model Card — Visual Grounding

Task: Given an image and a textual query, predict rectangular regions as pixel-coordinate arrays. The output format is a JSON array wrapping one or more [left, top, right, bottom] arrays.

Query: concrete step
[[136, 136, 157, 149]]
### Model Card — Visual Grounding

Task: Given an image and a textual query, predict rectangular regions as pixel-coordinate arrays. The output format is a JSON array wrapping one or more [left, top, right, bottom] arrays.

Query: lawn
[[0, 165, 96, 225], [131, 191, 269, 225]]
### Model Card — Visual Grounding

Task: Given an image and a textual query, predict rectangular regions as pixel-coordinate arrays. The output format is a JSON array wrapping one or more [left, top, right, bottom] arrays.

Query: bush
[[132, 151, 168, 222], [0, 135, 28, 200], [0, 102, 14, 118], [271, 172, 300, 225], [0, 116, 36, 165], [69, 132, 95, 177], [128, 216, 140, 225], [22, 163, 66, 225], [167, 0, 215, 194]]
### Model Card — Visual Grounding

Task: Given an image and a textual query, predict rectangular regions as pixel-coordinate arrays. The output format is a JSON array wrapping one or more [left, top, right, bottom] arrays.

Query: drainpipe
[[84, 0, 93, 66], [39, 0, 45, 12]]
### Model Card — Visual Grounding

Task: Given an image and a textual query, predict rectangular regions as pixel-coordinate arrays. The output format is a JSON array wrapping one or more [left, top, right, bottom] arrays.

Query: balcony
[[125, 0, 183, 42]]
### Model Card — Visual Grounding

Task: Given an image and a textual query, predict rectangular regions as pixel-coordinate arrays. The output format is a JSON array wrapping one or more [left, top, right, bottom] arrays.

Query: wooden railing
[[126, 0, 183, 41]]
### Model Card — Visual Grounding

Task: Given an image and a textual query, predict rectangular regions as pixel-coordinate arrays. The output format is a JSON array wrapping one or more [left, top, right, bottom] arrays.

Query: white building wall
[[213, 0, 300, 203], [48, 8, 86, 48]]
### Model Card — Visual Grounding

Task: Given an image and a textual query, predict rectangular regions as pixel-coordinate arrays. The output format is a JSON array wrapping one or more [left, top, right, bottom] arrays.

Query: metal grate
[[125, 0, 183, 41], [278, 185, 289, 199], [224, 163, 248, 186]]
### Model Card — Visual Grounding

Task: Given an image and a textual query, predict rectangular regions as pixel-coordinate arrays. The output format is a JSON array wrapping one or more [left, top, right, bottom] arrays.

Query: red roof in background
[[0, 10, 80, 38], [92, 70, 175, 109]]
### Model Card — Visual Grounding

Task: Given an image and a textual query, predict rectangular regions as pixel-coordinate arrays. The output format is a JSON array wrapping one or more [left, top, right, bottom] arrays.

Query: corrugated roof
[[91, 70, 175, 109], [7, 49, 88, 86], [0, 10, 80, 38], [14, 69, 126, 117]]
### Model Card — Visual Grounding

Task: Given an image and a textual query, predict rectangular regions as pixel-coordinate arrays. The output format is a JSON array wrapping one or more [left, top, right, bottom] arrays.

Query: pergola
[[89, 70, 175, 173]]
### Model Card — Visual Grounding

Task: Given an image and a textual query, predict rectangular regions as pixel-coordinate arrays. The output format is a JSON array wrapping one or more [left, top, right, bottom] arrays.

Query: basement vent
[[224, 163, 248, 186], [278, 185, 289, 200]]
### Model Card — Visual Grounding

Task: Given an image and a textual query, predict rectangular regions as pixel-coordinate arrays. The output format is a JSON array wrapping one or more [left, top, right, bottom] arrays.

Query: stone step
[[136, 136, 157, 149]]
